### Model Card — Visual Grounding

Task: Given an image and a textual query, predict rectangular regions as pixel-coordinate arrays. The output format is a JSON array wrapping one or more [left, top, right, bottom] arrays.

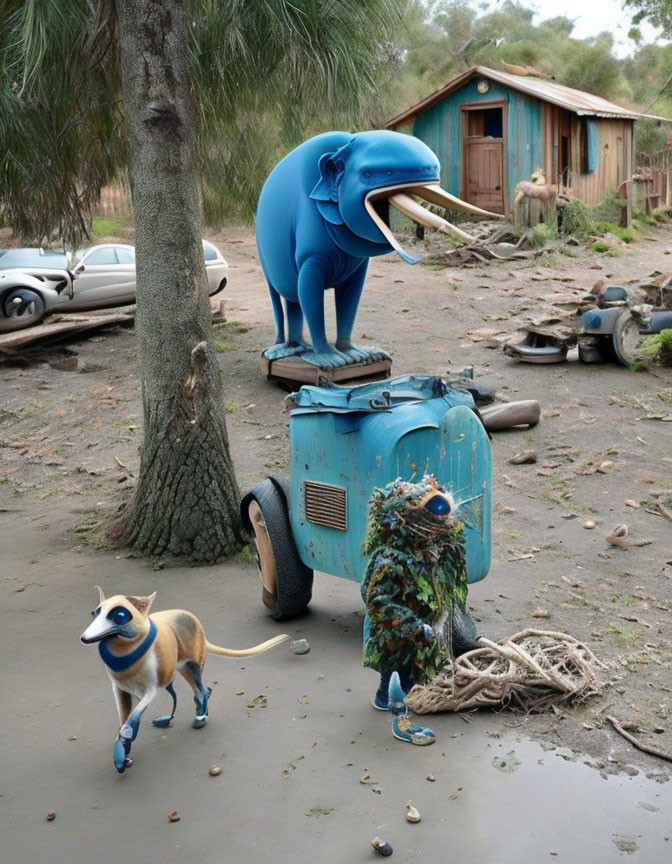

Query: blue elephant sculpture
[[256, 130, 498, 369]]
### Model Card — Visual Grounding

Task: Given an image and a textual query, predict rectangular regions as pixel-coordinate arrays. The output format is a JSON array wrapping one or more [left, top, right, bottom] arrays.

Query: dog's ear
[[126, 592, 157, 617], [96, 585, 106, 605]]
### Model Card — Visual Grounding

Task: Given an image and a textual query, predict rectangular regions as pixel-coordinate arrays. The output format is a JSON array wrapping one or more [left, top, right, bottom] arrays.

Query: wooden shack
[[386, 65, 668, 215]]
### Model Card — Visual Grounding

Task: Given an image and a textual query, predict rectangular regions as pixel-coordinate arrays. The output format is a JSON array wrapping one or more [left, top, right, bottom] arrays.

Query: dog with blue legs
[[81, 588, 288, 773]]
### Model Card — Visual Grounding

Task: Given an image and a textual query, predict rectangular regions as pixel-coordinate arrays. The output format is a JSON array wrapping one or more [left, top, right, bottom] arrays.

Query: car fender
[[0, 270, 69, 307]]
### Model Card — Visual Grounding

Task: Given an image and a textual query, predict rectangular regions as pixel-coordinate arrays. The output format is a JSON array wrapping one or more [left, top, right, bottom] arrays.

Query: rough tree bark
[[110, 0, 245, 562]]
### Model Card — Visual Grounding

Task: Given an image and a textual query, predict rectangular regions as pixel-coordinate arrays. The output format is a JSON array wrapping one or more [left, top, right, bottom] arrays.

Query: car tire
[[2, 288, 46, 330], [612, 310, 645, 367], [241, 477, 313, 620]]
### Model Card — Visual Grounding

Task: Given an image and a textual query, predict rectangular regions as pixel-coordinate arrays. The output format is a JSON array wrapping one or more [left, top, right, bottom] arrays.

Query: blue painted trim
[[587, 120, 598, 173], [99, 620, 157, 672]]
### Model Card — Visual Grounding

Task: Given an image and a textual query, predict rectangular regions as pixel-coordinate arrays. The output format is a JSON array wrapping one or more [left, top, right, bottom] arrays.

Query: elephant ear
[[310, 150, 347, 225]]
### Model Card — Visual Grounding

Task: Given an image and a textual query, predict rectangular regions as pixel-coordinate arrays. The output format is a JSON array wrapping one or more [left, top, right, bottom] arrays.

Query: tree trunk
[[111, 0, 245, 562]]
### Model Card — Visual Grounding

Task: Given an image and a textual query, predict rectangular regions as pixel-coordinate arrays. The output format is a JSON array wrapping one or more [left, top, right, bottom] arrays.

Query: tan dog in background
[[512, 169, 558, 230], [81, 588, 288, 772]]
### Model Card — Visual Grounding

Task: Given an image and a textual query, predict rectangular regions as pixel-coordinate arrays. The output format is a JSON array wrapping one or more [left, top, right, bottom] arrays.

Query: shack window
[[467, 108, 503, 138], [581, 118, 598, 173]]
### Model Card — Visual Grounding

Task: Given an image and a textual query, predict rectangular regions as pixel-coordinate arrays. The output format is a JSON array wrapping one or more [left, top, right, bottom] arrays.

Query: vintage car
[[0, 240, 228, 331]]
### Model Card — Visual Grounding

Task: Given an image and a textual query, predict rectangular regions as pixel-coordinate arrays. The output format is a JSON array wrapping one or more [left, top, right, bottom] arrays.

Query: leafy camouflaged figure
[[361, 475, 468, 744]]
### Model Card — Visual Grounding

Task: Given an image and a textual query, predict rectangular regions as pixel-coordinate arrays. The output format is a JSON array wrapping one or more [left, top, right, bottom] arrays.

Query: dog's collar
[[99, 620, 158, 672]]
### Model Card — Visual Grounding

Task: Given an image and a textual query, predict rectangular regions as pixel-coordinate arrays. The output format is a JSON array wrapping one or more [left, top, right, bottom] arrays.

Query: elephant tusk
[[409, 184, 503, 219], [364, 193, 422, 263], [388, 193, 474, 242]]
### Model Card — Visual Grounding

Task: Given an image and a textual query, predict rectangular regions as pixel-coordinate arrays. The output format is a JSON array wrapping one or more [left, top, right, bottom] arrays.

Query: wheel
[[612, 310, 646, 367], [577, 337, 603, 364], [241, 477, 313, 620], [2, 288, 46, 330]]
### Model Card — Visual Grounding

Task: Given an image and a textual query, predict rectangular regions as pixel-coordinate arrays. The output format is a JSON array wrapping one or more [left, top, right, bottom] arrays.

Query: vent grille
[[304, 481, 347, 531]]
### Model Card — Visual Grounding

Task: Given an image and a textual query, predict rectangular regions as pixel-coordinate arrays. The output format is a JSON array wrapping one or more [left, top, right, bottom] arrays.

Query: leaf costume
[[361, 475, 468, 685]]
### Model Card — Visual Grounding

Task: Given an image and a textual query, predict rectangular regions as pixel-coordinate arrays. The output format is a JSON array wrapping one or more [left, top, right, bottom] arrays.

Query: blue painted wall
[[412, 78, 545, 211]]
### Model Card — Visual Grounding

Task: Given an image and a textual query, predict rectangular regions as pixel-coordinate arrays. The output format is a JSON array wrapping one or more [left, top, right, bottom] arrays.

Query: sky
[[478, 0, 667, 57]]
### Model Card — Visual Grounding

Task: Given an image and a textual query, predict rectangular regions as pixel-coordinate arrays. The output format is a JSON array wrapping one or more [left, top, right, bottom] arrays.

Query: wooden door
[[465, 139, 504, 213]]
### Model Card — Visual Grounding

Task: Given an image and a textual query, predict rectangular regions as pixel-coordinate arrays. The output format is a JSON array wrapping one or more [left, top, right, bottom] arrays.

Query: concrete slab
[[1, 508, 670, 864]]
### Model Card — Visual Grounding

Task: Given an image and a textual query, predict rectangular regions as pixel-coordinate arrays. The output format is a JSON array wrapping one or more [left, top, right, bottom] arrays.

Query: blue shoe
[[372, 694, 389, 711], [392, 711, 436, 746]]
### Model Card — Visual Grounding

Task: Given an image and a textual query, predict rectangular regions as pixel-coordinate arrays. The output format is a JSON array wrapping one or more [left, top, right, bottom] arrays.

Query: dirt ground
[[2, 223, 672, 862]]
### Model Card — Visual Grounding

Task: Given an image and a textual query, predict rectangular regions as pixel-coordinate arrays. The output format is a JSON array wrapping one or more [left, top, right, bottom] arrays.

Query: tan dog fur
[[81, 588, 288, 771], [512, 169, 558, 230]]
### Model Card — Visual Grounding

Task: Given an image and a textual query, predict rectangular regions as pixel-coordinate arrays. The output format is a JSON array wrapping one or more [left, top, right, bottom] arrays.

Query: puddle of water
[[441, 731, 671, 862]]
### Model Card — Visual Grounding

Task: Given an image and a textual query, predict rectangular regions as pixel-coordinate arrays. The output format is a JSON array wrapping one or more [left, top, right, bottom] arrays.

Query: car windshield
[[0, 248, 69, 270], [203, 241, 218, 261]]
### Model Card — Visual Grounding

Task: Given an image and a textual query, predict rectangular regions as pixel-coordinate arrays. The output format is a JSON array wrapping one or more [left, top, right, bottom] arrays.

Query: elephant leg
[[334, 262, 390, 365], [298, 257, 351, 369], [263, 285, 309, 361]]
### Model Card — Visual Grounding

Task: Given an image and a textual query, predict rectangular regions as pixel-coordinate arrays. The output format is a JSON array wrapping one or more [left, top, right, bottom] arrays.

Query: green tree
[[0, 0, 404, 563], [625, 0, 672, 37]]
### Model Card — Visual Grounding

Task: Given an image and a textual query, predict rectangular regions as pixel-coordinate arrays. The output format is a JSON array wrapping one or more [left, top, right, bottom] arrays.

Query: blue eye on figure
[[91, 607, 101, 618], [424, 494, 451, 516], [108, 606, 132, 626]]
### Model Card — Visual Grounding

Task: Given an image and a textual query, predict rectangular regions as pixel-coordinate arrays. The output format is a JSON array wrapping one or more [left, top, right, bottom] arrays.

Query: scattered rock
[[46, 812, 56, 821], [290, 639, 310, 655], [509, 450, 537, 465], [168, 810, 181, 822], [426, 773, 436, 782], [583, 520, 596, 530], [406, 803, 421, 823], [209, 766, 222, 776], [371, 837, 393, 856], [531, 608, 550, 619], [624, 499, 640, 509]]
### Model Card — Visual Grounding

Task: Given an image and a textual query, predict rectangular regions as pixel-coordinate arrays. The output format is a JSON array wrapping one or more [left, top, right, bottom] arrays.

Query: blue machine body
[[287, 376, 492, 586], [579, 306, 622, 334]]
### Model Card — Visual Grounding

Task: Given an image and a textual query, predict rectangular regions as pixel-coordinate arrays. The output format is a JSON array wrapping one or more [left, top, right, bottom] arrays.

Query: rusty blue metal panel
[[288, 376, 491, 586], [411, 78, 545, 209]]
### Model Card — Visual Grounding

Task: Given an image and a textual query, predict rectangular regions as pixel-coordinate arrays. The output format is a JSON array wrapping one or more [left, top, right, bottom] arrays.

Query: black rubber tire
[[2, 287, 46, 330], [612, 309, 645, 367], [450, 606, 480, 656], [241, 477, 313, 620]]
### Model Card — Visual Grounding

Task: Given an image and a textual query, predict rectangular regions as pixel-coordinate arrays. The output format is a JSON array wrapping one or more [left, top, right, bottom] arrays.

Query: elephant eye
[[363, 170, 371, 178], [108, 606, 132, 626], [91, 607, 101, 618]]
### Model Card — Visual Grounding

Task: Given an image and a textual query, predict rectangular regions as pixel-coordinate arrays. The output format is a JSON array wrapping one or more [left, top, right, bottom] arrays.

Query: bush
[[641, 329, 672, 366], [591, 189, 626, 224], [560, 199, 595, 241]]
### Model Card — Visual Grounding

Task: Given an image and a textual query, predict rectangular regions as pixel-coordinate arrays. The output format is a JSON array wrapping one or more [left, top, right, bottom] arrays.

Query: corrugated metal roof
[[386, 66, 672, 127]]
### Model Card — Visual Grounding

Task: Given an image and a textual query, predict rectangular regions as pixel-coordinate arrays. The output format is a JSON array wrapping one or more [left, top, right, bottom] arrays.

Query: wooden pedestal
[[261, 353, 392, 390]]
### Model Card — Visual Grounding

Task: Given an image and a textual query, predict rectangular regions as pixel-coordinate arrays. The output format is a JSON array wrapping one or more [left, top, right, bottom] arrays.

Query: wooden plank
[[261, 353, 392, 389], [0, 312, 134, 350]]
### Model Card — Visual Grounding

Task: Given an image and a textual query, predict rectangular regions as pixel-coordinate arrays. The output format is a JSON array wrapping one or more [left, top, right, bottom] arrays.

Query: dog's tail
[[206, 633, 289, 658]]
